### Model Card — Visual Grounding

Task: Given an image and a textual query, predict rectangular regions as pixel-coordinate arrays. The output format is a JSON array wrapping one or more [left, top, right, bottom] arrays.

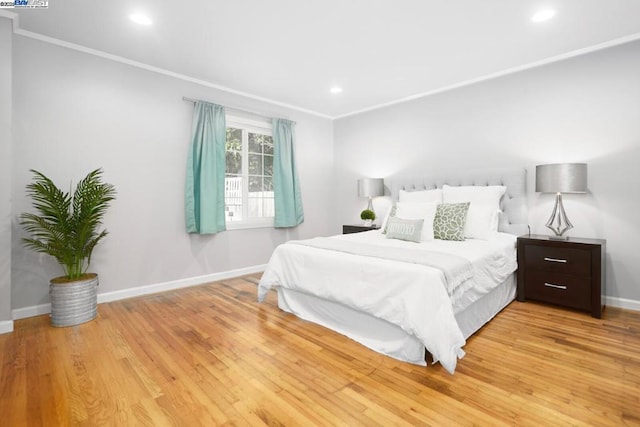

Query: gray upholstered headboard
[[388, 169, 529, 236]]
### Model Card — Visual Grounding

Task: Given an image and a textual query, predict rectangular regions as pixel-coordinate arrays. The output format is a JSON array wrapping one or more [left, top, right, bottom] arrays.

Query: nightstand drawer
[[525, 270, 591, 311], [524, 245, 591, 277]]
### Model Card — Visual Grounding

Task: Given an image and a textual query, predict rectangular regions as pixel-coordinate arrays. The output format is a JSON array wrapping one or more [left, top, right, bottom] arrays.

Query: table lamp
[[357, 178, 384, 217], [535, 163, 588, 239]]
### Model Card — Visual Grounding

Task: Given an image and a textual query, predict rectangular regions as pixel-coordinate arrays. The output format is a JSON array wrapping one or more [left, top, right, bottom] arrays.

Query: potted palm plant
[[20, 168, 116, 327]]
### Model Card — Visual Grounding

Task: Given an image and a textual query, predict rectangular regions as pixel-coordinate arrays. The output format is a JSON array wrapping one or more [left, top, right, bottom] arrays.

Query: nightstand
[[517, 234, 606, 318], [342, 224, 380, 234]]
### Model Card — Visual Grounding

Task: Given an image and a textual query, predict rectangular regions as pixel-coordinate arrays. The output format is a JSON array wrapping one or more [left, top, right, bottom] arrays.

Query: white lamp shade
[[357, 178, 384, 198], [536, 163, 588, 194]]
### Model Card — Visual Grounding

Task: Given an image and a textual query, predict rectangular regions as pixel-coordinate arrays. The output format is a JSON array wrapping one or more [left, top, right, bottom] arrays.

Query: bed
[[258, 170, 528, 374]]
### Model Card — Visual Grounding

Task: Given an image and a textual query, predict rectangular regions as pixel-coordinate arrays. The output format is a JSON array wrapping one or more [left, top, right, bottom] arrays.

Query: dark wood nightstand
[[342, 224, 380, 234], [517, 234, 606, 318]]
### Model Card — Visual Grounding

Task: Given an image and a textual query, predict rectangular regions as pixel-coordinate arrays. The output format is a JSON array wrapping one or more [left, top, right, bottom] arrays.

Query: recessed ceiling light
[[130, 13, 152, 26], [330, 87, 343, 94], [531, 9, 556, 23]]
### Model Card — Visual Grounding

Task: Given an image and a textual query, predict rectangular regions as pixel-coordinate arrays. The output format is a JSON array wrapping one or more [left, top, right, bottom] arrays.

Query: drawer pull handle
[[544, 282, 567, 290], [544, 257, 567, 263]]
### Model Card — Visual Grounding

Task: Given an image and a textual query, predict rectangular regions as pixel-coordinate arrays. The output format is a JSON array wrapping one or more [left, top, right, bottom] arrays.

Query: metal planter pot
[[49, 273, 99, 327]]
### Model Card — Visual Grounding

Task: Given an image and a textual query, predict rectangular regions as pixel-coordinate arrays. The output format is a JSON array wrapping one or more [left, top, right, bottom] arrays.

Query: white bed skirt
[[276, 273, 516, 366]]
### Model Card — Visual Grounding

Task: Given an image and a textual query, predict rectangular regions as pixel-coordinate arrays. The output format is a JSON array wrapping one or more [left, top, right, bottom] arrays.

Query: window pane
[[248, 133, 262, 154], [249, 133, 274, 155], [263, 135, 274, 155], [264, 177, 273, 192], [248, 197, 262, 218], [263, 197, 274, 217], [248, 153, 262, 175], [224, 175, 243, 221], [226, 127, 242, 174], [226, 151, 242, 174], [264, 155, 273, 177], [248, 176, 262, 192], [226, 128, 242, 151]]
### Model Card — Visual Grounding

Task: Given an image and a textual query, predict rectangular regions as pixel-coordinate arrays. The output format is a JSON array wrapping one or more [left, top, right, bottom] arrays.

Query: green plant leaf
[[20, 168, 116, 280], [360, 209, 376, 221]]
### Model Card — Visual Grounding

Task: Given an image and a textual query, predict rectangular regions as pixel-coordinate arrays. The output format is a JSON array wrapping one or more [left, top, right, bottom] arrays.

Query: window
[[225, 115, 274, 229]]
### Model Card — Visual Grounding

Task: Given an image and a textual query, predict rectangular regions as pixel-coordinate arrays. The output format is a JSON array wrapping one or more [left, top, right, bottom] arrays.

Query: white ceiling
[[8, 0, 640, 118]]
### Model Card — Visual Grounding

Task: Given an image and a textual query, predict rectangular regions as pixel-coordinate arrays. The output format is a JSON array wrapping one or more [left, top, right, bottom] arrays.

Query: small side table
[[517, 234, 606, 318], [342, 224, 380, 234]]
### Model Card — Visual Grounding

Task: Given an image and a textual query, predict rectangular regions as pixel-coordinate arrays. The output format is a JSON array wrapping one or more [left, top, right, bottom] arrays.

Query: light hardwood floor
[[1, 274, 639, 426]]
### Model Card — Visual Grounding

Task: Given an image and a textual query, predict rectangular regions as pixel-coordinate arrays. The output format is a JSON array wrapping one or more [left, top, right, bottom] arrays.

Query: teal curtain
[[273, 118, 304, 228], [185, 101, 226, 234]]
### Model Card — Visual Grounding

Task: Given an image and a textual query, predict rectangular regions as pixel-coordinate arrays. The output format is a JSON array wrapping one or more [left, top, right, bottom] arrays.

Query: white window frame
[[225, 114, 274, 230]]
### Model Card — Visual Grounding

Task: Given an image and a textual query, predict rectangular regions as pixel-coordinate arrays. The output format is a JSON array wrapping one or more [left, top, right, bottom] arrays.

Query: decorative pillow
[[398, 188, 443, 204], [442, 185, 506, 239], [385, 217, 424, 243], [395, 201, 438, 241], [433, 202, 470, 241]]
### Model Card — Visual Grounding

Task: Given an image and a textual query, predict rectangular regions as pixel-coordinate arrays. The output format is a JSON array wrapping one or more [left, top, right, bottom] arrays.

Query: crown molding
[[0, 9, 18, 24]]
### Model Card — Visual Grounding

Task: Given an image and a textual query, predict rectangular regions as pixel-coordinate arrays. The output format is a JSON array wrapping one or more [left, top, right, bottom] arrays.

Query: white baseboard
[[0, 319, 14, 334], [12, 265, 266, 321], [97, 264, 266, 304], [604, 295, 640, 312], [12, 303, 51, 321]]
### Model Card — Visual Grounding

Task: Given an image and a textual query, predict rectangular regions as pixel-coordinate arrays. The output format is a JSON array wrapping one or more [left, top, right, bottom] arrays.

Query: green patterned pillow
[[433, 202, 470, 241]]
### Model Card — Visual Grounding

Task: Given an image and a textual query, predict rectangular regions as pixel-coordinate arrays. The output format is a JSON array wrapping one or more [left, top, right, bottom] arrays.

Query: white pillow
[[442, 185, 506, 239], [491, 210, 502, 232], [380, 204, 397, 234], [464, 205, 498, 240], [395, 201, 439, 241], [398, 189, 443, 204]]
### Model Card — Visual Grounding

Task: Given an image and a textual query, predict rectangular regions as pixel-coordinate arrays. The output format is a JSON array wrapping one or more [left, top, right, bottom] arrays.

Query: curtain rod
[[182, 96, 275, 120]]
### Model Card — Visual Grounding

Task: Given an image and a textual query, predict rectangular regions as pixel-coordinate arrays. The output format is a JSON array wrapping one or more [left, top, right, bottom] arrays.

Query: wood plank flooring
[[1, 274, 639, 426]]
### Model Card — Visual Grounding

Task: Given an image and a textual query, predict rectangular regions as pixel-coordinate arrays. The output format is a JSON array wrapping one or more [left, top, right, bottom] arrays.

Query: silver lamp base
[[366, 197, 375, 215], [545, 192, 573, 239]]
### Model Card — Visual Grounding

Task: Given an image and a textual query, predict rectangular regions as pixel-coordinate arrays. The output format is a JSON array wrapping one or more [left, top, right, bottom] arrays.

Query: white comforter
[[258, 231, 517, 374]]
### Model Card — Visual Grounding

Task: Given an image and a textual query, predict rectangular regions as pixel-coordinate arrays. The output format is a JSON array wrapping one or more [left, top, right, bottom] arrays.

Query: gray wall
[[0, 18, 12, 331], [6, 22, 640, 316], [11, 35, 335, 310], [334, 40, 640, 303]]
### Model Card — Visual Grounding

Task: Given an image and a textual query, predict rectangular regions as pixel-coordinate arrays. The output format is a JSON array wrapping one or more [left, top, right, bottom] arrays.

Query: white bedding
[[288, 237, 474, 295], [258, 230, 517, 373]]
